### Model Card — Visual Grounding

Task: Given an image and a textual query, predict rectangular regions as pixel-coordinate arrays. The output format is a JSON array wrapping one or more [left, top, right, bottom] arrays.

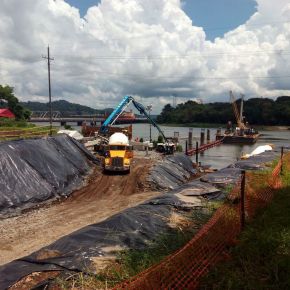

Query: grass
[[0, 119, 36, 130], [0, 119, 59, 140], [53, 207, 220, 289], [199, 154, 290, 290], [54, 228, 197, 289], [54, 156, 289, 289]]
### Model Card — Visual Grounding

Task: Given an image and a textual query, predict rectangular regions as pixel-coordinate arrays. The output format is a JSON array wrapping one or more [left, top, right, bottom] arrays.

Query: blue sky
[[66, 0, 257, 40]]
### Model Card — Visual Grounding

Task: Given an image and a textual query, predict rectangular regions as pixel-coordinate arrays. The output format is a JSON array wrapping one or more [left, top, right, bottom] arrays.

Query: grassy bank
[[53, 206, 218, 289], [200, 154, 290, 290], [0, 119, 58, 140]]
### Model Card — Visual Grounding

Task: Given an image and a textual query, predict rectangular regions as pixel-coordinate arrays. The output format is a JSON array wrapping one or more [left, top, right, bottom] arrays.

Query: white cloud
[[0, 0, 289, 113]]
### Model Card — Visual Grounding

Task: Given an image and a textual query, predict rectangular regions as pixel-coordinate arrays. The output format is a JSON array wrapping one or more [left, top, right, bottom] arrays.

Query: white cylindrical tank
[[108, 133, 129, 145]]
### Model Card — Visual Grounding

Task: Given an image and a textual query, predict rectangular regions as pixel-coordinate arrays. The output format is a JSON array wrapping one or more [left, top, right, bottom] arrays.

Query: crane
[[100, 95, 174, 154], [100, 95, 168, 142], [229, 91, 247, 130]]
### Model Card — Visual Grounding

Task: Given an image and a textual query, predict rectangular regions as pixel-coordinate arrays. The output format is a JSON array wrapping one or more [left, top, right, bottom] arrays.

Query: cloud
[[0, 0, 289, 113]]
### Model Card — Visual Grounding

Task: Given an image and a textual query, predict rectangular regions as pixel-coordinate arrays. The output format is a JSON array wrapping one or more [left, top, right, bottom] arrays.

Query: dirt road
[[0, 157, 160, 265]]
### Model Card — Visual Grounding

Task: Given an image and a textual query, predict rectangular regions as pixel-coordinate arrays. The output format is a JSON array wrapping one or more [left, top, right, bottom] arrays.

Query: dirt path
[[0, 157, 160, 266]]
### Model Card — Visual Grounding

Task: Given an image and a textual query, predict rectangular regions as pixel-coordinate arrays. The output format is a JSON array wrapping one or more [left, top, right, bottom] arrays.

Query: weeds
[[200, 154, 290, 290]]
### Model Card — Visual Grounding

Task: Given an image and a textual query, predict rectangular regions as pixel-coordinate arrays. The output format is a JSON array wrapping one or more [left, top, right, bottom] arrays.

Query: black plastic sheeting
[[200, 150, 280, 186], [228, 150, 280, 170], [200, 167, 242, 185], [148, 153, 196, 190], [171, 180, 222, 199], [0, 149, 281, 289], [0, 193, 207, 289], [0, 134, 99, 218]]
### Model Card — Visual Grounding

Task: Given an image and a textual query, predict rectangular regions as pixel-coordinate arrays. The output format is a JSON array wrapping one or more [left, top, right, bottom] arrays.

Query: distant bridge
[[29, 111, 148, 126]]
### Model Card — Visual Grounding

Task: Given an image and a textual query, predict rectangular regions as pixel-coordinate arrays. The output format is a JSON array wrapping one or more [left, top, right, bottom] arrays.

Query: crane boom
[[229, 91, 247, 129], [131, 99, 168, 142], [100, 95, 168, 142], [100, 95, 133, 133]]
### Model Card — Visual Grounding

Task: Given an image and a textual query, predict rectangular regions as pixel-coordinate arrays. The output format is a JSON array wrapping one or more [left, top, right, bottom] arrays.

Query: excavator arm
[[131, 99, 168, 143], [100, 95, 133, 133], [100, 95, 168, 142], [100, 95, 173, 153]]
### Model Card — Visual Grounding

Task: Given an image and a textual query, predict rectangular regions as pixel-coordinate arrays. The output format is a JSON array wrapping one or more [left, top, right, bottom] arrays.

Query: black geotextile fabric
[[0, 134, 99, 217], [0, 194, 202, 289], [170, 179, 222, 199], [200, 150, 280, 185], [200, 167, 242, 185], [0, 150, 282, 289], [148, 153, 196, 190], [228, 150, 280, 170]]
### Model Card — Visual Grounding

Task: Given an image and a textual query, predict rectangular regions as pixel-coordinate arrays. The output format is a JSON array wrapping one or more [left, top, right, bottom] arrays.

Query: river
[[33, 122, 290, 170]]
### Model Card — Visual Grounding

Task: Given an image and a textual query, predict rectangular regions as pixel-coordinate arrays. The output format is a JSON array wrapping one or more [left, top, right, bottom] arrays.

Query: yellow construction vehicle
[[103, 132, 133, 172]]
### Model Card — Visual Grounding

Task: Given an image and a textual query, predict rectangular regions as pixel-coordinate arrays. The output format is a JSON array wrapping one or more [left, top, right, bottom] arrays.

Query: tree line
[[0, 85, 30, 120], [156, 96, 290, 126]]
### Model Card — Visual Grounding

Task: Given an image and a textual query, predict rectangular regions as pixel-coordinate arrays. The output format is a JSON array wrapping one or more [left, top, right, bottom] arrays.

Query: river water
[[131, 124, 290, 169], [33, 122, 290, 170]]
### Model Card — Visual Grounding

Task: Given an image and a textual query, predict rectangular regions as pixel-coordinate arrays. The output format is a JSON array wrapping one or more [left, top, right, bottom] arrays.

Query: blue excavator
[[99, 95, 175, 154]]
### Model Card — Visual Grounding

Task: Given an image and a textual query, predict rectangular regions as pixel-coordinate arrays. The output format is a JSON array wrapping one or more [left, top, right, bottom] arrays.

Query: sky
[[66, 0, 257, 41], [0, 0, 290, 113]]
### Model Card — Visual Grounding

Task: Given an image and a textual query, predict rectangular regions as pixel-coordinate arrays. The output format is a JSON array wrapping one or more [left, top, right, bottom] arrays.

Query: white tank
[[108, 133, 129, 145]]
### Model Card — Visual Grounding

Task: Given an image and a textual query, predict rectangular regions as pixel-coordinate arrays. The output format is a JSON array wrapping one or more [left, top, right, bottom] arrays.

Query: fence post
[[280, 146, 284, 175], [185, 140, 188, 155], [240, 170, 246, 231], [195, 141, 199, 164]]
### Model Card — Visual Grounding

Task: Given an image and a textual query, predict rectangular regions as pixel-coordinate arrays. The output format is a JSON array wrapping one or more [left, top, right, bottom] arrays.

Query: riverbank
[[200, 153, 290, 290], [161, 123, 290, 131]]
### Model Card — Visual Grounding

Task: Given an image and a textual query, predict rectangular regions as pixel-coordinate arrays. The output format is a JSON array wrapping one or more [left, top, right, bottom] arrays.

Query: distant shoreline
[[160, 123, 290, 131]]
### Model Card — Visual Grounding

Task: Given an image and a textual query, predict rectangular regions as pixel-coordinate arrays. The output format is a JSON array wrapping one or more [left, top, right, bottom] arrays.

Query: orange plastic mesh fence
[[114, 156, 285, 290]]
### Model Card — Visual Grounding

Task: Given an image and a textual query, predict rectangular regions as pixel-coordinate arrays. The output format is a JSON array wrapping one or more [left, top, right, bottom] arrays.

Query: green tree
[[0, 85, 31, 120]]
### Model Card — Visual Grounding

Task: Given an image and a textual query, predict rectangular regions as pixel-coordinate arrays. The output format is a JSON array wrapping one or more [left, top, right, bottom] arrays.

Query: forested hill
[[156, 96, 290, 126], [21, 100, 113, 116]]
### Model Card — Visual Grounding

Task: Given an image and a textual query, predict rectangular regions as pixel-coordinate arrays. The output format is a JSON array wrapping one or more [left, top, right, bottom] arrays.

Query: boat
[[216, 91, 260, 144]]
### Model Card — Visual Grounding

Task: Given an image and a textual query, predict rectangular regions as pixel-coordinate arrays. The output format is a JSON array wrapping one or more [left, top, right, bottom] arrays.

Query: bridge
[[29, 111, 148, 126]]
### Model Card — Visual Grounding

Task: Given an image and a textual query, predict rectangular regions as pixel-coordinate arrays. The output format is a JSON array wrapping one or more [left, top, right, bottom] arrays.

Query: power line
[[48, 20, 290, 43], [53, 69, 290, 80], [53, 49, 290, 60]]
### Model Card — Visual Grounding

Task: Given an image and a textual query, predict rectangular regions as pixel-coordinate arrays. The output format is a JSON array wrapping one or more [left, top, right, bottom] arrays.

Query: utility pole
[[42, 46, 54, 136], [146, 104, 153, 142]]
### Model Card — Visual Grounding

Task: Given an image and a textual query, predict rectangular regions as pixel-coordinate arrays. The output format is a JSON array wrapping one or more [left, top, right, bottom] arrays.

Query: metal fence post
[[185, 140, 188, 155], [196, 141, 199, 164], [280, 146, 284, 175], [240, 170, 246, 231]]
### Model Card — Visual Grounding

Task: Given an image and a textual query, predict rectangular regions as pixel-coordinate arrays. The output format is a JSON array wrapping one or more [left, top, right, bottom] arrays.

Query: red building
[[0, 108, 15, 119]]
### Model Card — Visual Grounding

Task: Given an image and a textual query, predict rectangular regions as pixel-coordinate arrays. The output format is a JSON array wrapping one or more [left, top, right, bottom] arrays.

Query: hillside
[[21, 100, 113, 116], [157, 96, 290, 126]]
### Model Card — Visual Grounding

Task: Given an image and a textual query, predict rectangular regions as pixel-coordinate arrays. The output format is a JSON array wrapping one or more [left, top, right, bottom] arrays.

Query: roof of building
[[0, 108, 15, 118]]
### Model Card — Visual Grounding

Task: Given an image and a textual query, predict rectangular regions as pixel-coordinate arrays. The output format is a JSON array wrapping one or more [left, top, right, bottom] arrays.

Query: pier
[[186, 139, 224, 156]]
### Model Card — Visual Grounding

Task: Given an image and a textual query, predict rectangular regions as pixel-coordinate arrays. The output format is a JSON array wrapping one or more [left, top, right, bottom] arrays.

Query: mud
[[0, 157, 159, 266]]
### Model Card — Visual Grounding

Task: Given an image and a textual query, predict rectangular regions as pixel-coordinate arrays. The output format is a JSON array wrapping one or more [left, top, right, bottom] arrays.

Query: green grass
[[199, 156, 290, 290], [53, 208, 220, 289], [0, 119, 36, 130]]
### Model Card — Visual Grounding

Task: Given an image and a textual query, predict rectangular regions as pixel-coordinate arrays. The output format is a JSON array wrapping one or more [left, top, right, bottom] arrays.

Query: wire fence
[[115, 150, 286, 290]]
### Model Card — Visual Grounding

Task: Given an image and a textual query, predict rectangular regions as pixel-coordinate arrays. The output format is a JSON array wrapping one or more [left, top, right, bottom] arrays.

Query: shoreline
[[160, 123, 290, 131]]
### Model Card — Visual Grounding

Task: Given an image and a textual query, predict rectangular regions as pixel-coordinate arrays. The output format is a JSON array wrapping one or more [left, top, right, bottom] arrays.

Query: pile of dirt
[[0, 134, 99, 218], [148, 153, 197, 190]]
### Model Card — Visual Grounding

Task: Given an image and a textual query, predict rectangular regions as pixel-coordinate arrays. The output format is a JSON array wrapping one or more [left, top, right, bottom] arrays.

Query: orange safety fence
[[115, 154, 285, 290]]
